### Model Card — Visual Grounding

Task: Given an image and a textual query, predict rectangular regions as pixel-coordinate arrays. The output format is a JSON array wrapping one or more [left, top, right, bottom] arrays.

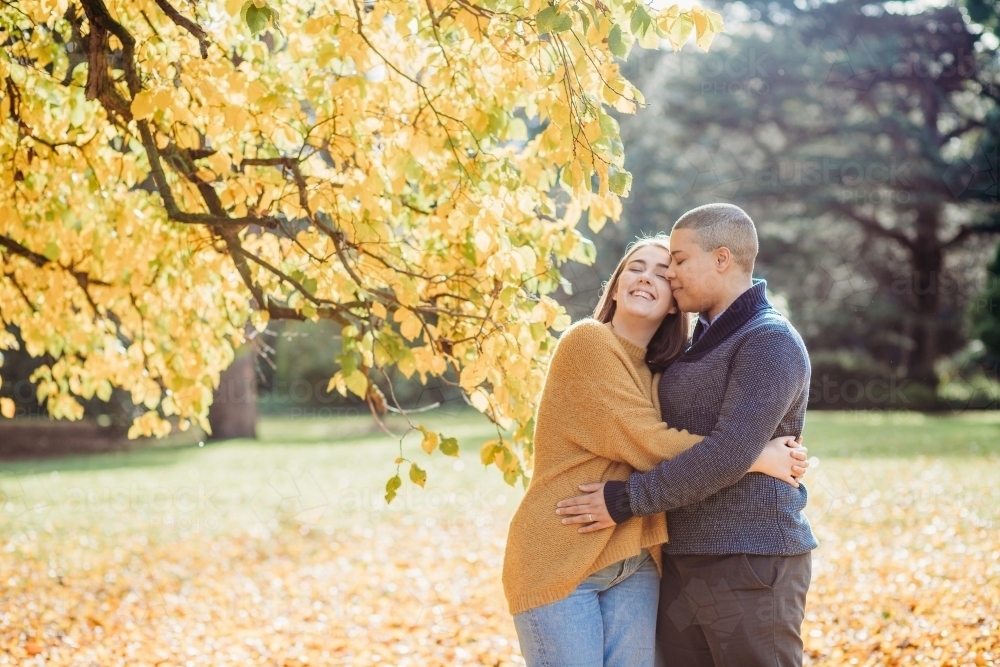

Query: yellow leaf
[[480, 439, 499, 465], [0, 397, 14, 418], [669, 14, 694, 50], [343, 370, 368, 398], [409, 462, 427, 488], [691, 8, 719, 51], [638, 25, 660, 49], [470, 388, 491, 414], [705, 8, 725, 32], [223, 105, 250, 131], [400, 315, 422, 341], [152, 89, 173, 112], [418, 427, 439, 454], [460, 360, 489, 392], [131, 91, 155, 120], [327, 372, 347, 396]]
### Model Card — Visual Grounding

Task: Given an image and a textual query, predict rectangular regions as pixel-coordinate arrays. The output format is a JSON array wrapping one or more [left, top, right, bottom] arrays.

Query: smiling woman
[[594, 236, 689, 374]]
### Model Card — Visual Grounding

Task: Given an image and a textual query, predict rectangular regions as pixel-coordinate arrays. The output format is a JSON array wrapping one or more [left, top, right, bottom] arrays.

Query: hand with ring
[[555, 483, 615, 533]]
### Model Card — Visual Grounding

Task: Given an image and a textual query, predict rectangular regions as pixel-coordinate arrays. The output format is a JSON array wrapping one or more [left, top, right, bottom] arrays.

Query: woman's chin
[[620, 306, 668, 323]]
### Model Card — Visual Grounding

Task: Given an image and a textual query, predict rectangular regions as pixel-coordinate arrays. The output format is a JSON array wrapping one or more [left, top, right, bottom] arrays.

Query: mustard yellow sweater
[[502, 319, 704, 615]]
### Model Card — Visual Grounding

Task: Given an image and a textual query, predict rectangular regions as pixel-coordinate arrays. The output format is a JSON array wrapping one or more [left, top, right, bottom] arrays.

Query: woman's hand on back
[[555, 483, 616, 533], [749, 436, 809, 487]]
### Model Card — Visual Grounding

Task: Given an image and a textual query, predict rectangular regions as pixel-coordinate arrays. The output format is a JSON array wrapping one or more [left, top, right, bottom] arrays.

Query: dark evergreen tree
[[973, 242, 1000, 357], [614, 0, 1000, 389]]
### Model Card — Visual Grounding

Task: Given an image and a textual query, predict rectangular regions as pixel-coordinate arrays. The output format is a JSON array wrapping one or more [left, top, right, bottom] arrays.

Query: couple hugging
[[502, 203, 818, 667]]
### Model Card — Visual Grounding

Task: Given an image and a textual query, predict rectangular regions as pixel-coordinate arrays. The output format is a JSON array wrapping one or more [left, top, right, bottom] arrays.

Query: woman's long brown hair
[[592, 235, 691, 373]]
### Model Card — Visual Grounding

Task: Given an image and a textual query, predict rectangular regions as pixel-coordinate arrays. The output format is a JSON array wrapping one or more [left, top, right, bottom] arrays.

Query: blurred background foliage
[[554, 0, 1000, 411]]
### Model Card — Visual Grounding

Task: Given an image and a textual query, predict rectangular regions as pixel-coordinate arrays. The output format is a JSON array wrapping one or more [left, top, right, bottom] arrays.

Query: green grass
[[805, 410, 1000, 458], [1, 409, 995, 480], [0, 410, 509, 542], [0, 410, 996, 544]]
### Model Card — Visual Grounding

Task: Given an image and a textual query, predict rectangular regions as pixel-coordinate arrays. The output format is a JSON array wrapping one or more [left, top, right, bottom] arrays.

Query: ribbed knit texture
[[605, 280, 819, 556], [502, 319, 704, 615]]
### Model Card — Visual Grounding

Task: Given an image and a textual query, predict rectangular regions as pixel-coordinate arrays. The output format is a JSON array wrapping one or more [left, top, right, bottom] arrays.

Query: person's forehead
[[669, 229, 701, 253], [629, 245, 671, 263]]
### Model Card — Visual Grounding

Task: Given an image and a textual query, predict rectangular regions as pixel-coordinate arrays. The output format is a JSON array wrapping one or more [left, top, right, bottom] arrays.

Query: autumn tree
[[0, 0, 721, 493]]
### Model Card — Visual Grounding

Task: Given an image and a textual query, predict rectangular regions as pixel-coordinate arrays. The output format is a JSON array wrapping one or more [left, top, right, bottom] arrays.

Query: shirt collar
[[682, 279, 772, 359], [698, 309, 726, 330]]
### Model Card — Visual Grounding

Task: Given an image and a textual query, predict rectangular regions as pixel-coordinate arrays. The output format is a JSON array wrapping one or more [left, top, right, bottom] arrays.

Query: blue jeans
[[513, 549, 659, 667]]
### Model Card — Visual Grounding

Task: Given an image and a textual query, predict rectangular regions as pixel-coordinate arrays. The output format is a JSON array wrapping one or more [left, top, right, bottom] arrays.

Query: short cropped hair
[[672, 204, 758, 274]]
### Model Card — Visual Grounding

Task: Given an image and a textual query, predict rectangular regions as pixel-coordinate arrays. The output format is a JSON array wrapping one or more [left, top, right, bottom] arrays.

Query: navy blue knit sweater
[[604, 280, 819, 556]]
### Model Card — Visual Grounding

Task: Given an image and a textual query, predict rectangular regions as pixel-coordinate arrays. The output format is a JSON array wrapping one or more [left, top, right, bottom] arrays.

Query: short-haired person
[[503, 234, 810, 667], [557, 204, 818, 667]]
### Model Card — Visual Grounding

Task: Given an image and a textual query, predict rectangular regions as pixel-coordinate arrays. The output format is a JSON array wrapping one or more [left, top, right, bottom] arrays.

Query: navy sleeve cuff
[[604, 480, 634, 525]]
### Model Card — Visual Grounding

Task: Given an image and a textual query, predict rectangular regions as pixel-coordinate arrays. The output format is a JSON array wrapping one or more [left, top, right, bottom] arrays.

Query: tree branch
[[78, 0, 139, 122], [832, 203, 916, 251], [942, 218, 1000, 249], [153, 0, 210, 58], [0, 235, 48, 268], [0, 236, 112, 318]]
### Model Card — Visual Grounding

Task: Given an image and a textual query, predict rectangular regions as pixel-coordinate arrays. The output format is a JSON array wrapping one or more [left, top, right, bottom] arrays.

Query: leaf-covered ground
[[0, 412, 997, 666]]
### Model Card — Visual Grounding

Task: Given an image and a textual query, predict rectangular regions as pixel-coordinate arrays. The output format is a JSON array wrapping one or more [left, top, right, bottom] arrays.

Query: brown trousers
[[655, 551, 812, 667]]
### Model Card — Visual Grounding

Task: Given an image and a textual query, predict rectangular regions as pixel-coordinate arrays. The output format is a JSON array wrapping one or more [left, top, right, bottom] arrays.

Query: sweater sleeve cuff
[[604, 480, 634, 525]]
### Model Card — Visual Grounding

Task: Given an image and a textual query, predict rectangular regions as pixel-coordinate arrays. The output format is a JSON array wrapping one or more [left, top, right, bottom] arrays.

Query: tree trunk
[[207, 346, 257, 441], [906, 205, 944, 386]]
